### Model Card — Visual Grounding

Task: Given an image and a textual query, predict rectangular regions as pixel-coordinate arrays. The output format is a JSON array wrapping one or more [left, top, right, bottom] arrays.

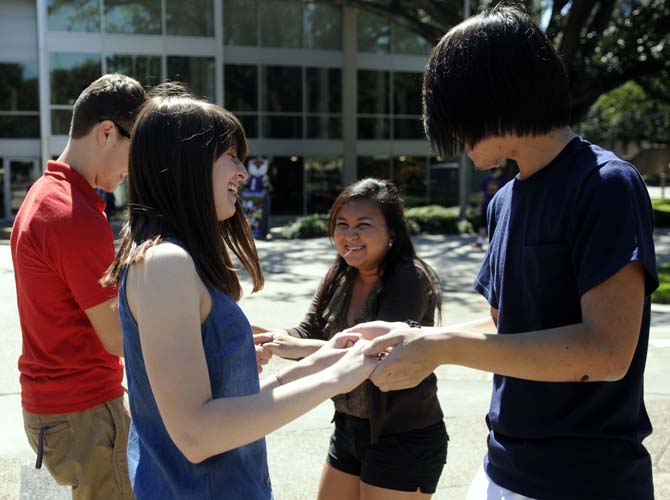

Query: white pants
[[466, 463, 537, 500]]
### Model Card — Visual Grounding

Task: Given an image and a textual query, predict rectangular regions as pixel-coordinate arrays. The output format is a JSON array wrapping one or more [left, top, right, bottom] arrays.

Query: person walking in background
[[11, 74, 146, 499], [471, 166, 507, 248], [101, 87, 376, 500], [255, 178, 447, 500], [351, 4, 658, 500]]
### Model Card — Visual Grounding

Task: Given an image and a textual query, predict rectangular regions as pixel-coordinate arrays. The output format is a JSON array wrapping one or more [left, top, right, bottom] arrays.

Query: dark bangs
[[423, 4, 570, 157], [211, 106, 249, 163]]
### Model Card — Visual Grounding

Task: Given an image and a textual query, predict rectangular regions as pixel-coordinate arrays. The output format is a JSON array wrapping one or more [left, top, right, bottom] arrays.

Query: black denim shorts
[[326, 412, 448, 493]]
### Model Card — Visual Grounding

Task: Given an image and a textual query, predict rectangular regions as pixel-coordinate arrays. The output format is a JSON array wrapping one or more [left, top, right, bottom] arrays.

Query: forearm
[[428, 321, 626, 382], [251, 324, 273, 334], [424, 316, 496, 336], [186, 368, 340, 462]]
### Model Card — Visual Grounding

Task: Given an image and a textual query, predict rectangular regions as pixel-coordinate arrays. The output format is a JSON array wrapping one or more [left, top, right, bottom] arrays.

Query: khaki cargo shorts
[[23, 395, 134, 500]]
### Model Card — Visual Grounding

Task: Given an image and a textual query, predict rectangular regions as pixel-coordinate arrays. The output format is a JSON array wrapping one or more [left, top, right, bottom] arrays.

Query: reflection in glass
[[104, 0, 161, 34], [167, 0, 215, 36], [303, 3, 341, 50], [107, 55, 162, 88], [0, 63, 39, 111], [10, 161, 34, 215], [306, 116, 341, 139], [306, 68, 341, 113], [48, 0, 100, 32], [358, 117, 389, 140], [167, 57, 216, 101], [358, 156, 390, 180], [393, 72, 422, 116], [51, 109, 74, 135], [262, 66, 302, 112], [262, 116, 302, 139], [50, 53, 102, 105], [224, 65, 258, 112], [357, 11, 390, 53], [0, 116, 40, 138], [393, 156, 427, 206], [223, 0, 257, 46], [392, 24, 433, 55], [358, 70, 389, 114], [429, 157, 460, 206], [260, 0, 302, 48], [394, 118, 425, 140], [305, 156, 342, 213]]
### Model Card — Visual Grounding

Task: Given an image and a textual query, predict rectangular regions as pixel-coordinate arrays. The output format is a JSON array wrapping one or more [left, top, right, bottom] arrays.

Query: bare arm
[[85, 299, 123, 356], [366, 262, 645, 390], [129, 244, 374, 464]]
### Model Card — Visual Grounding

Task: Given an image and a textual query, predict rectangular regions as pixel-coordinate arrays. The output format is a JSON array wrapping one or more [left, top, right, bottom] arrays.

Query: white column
[[36, 0, 50, 168]]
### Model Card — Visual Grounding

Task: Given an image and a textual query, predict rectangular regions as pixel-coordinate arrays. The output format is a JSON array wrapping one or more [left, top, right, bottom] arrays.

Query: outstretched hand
[[307, 332, 365, 371], [343, 320, 409, 340], [253, 333, 273, 373], [363, 330, 437, 392]]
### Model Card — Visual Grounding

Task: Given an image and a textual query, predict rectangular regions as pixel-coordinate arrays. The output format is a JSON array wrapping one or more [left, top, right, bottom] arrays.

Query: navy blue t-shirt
[[474, 137, 659, 500]]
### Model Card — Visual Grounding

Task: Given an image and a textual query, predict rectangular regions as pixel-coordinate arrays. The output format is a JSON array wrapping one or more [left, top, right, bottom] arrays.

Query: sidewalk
[[0, 233, 668, 499]]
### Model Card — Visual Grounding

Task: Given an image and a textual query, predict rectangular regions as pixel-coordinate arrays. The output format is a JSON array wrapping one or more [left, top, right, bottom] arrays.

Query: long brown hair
[[317, 178, 442, 323], [102, 88, 263, 300]]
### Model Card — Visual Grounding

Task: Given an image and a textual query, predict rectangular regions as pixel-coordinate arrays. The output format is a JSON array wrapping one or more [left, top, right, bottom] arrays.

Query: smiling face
[[212, 146, 248, 221], [333, 198, 392, 274]]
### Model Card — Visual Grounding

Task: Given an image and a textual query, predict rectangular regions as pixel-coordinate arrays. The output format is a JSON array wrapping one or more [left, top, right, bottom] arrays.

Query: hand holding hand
[[262, 330, 315, 359], [343, 320, 409, 341], [253, 333, 273, 373], [307, 332, 364, 371], [326, 338, 378, 394], [363, 330, 437, 391]]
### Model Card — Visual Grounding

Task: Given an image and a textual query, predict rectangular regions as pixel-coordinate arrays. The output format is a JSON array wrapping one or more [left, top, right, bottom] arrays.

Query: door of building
[[1, 157, 40, 221]]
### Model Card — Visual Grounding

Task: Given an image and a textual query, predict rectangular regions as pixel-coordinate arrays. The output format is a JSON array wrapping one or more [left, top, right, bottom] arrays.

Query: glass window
[[266, 156, 304, 214], [394, 118, 425, 140], [261, 66, 302, 113], [48, 0, 100, 32], [260, 0, 302, 48], [224, 65, 258, 112], [392, 24, 433, 55], [262, 116, 302, 139], [51, 109, 73, 135], [50, 53, 102, 105], [0, 116, 40, 139], [303, 3, 341, 50], [305, 156, 342, 213], [357, 11, 390, 53], [393, 156, 427, 206], [107, 55, 163, 88], [223, 0, 257, 46], [393, 72, 422, 116], [429, 156, 460, 206], [306, 68, 341, 113], [358, 117, 389, 140], [306, 116, 341, 139], [0, 63, 39, 111], [358, 70, 389, 114], [167, 56, 216, 101], [104, 0, 161, 34], [167, 0, 215, 37], [358, 156, 390, 180], [237, 115, 258, 138]]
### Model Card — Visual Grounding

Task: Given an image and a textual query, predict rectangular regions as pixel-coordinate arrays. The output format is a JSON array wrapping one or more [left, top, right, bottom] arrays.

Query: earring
[[388, 241, 393, 248]]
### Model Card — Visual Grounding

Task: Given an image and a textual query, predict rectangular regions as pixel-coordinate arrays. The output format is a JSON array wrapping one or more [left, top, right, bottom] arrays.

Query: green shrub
[[273, 213, 329, 239], [653, 262, 669, 304], [405, 205, 474, 235]]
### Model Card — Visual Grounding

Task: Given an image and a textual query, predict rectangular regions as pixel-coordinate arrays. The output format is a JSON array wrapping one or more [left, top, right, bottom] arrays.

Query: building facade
[[0, 0, 464, 221]]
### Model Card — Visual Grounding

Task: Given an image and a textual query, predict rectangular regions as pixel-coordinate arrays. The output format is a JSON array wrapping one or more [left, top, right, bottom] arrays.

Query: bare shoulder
[[128, 241, 200, 293]]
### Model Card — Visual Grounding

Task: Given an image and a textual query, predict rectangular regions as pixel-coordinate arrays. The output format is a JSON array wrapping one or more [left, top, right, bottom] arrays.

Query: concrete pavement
[[0, 232, 669, 499]]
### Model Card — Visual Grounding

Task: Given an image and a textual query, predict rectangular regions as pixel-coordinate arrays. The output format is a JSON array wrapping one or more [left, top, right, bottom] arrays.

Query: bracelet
[[274, 370, 285, 386], [405, 319, 422, 329]]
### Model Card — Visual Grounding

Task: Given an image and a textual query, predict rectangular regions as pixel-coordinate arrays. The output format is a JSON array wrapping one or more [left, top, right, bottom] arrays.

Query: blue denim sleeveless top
[[118, 240, 272, 499]]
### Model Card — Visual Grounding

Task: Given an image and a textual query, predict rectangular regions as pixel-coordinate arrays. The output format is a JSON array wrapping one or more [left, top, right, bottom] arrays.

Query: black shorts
[[326, 412, 448, 494]]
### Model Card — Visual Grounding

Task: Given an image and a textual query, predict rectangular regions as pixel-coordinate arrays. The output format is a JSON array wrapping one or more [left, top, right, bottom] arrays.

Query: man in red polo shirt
[[11, 74, 146, 499]]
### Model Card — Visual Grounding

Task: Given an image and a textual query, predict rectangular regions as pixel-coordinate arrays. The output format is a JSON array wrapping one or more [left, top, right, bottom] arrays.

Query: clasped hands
[[253, 321, 436, 392]]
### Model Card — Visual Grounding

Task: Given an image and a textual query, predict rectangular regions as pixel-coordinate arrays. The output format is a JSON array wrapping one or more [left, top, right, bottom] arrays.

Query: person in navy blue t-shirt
[[352, 4, 659, 500]]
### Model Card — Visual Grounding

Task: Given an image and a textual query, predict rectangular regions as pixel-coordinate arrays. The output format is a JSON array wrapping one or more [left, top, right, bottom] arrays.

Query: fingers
[[362, 332, 406, 356], [253, 333, 274, 345], [331, 332, 363, 348]]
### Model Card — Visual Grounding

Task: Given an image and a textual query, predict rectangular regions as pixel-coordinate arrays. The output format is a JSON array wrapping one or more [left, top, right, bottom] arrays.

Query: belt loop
[[35, 427, 45, 469]]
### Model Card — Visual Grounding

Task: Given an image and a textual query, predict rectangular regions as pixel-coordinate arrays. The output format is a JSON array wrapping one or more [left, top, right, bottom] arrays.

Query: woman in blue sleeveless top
[[102, 86, 376, 500]]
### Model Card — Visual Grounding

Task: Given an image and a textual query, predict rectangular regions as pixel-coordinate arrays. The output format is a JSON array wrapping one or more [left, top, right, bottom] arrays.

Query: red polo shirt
[[11, 161, 123, 414]]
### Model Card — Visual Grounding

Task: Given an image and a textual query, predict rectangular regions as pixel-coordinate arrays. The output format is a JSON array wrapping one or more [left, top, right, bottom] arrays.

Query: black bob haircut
[[423, 3, 571, 157]]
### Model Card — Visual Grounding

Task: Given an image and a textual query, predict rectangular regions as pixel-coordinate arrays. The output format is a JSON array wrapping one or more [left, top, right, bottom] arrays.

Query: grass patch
[[653, 262, 670, 304]]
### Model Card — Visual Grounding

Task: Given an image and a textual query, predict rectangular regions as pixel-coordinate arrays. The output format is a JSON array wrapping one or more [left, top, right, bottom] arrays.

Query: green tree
[[328, 0, 670, 123]]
